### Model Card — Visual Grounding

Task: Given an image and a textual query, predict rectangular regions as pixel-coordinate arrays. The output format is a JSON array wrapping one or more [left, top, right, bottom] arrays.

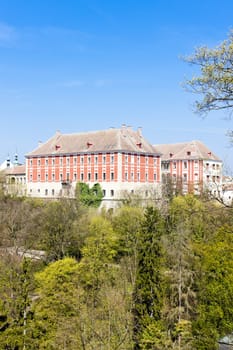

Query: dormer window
[[187, 151, 191, 156], [87, 141, 93, 148], [136, 142, 142, 148], [169, 153, 173, 158]]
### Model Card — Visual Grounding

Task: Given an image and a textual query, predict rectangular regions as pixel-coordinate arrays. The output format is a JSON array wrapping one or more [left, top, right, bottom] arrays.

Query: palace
[[1, 125, 224, 206], [25, 126, 161, 206], [155, 140, 222, 196]]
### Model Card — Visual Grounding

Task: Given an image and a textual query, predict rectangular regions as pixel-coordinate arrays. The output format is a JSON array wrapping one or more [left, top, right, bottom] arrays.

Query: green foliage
[[112, 206, 144, 259], [0, 256, 35, 350], [39, 198, 88, 261], [75, 182, 103, 207], [133, 206, 165, 349], [0, 195, 233, 349], [78, 215, 118, 291], [32, 257, 82, 349], [193, 224, 233, 349]]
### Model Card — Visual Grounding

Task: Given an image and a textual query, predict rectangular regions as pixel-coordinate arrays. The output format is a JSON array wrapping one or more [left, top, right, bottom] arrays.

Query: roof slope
[[4, 164, 26, 175], [154, 140, 221, 161], [26, 126, 157, 157]]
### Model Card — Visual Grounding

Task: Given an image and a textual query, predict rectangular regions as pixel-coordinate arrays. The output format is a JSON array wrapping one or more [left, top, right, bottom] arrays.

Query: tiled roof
[[5, 164, 26, 175], [26, 126, 158, 157], [154, 140, 221, 161]]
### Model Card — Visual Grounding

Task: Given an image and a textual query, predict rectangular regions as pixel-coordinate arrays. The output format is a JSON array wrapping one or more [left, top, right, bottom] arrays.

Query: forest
[[0, 181, 232, 350]]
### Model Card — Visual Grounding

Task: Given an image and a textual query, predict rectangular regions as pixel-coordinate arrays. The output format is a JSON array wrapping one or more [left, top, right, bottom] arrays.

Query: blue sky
[[0, 0, 233, 172]]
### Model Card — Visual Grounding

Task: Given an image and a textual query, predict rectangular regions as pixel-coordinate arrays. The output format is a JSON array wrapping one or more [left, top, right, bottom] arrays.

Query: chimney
[[137, 127, 142, 137], [121, 124, 127, 136]]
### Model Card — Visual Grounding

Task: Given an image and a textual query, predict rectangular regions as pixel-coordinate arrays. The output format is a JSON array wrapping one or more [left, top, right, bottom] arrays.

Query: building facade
[[25, 126, 161, 206], [4, 164, 27, 196], [154, 140, 222, 195]]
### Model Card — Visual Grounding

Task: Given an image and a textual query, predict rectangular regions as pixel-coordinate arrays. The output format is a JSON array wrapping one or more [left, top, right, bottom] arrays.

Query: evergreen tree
[[133, 206, 165, 349]]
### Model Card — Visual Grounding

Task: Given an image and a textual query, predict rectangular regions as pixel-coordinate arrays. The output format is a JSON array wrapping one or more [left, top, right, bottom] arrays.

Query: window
[[74, 173, 77, 181], [52, 158, 55, 166], [52, 189, 55, 196], [88, 156, 91, 165], [60, 157, 63, 166], [131, 156, 134, 164], [110, 189, 114, 197], [183, 173, 187, 183], [66, 173, 70, 181], [145, 157, 148, 166], [173, 162, 176, 169], [111, 172, 114, 181], [145, 173, 148, 181], [52, 173, 55, 181], [60, 173, 63, 181], [30, 159, 33, 166], [37, 189, 40, 193], [131, 172, 134, 181], [38, 174, 41, 181], [154, 158, 157, 166], [125, 155, 128, 164], [45, 173, 48, 181], [154, 173, 157, 181], [137, 156, 140, 165], [183, 161, 187, 169], [88, 173, 91, 181], [145, 190, 148, 197], [81, 173, 84, 181], [125, 172, 128, 181], [45, 158, 48, 166], [81, 157, 84, 165], [74, 157, 77, 165], [38, 159, 41, 166], [137, 172, 140, 181], [45, 189, 48, 196], [103, 189, 106, 197], [67, 157, 70, 166], [163, 162, 169, 170], [103, 156, 106, 165], [111, 155, 114, 164], [103, 172, 106, 181], [95, 156, 98, 165], [30, 174, 32, 182], [95, 173, 98, 181]]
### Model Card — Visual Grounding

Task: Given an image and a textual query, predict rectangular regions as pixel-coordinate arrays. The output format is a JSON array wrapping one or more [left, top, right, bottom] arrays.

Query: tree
[[75, 182, 103, 208], [38, 198, 88, 261], [192, 224, 233, 350], [133, 207, 165, 349], [184, 31, 233, 119], [77, 215, 133, 349], [0, 255, 35, 349], [32, 257, 83, 350]]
